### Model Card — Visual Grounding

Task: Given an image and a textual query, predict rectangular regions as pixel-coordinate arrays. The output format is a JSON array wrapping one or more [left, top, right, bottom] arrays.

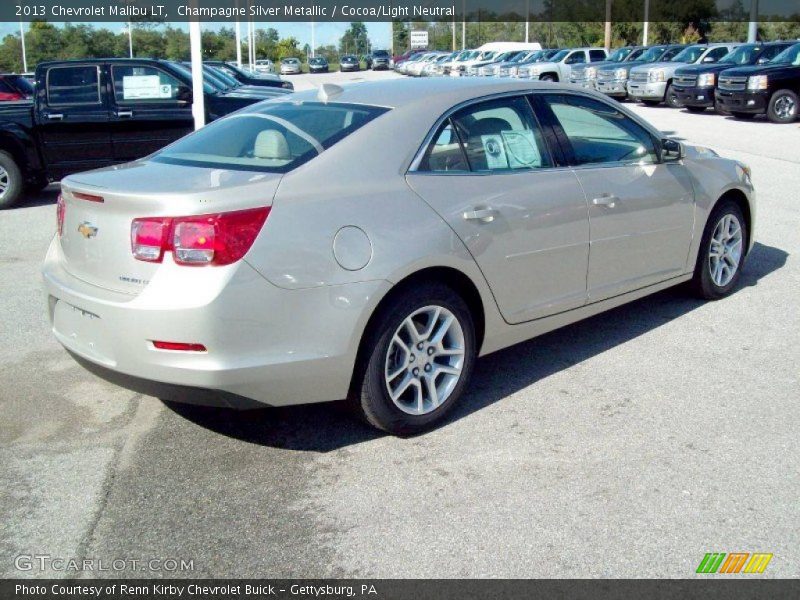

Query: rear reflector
[[131, 207, 270, 267], [73, 192, 105, 203], [152, 341, 207, 352]]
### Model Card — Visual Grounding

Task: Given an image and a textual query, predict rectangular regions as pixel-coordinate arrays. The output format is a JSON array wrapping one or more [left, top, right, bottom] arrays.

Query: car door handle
[[463, 208, 497, 223], [115, 110, 133, 118], [592, 194, 619, 208], [46, 113, 64, 121]]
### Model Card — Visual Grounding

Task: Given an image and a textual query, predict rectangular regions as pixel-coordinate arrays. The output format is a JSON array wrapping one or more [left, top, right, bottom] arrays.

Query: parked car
[[279, 58, 302, 75], [191, 64, 292, 99], [672, 42, 794, 113], [497, 49, 560, 78], [308, 57, 329, 73], [450, 49, 502, 77], [595, 45, 685, 99], [340, 55, 360, 72], [715, 41, 800, 122], [628, 43, 738, 107], [0, 74, 34, 101], [370, 50, 392, 70], [206, 61, 294, 90], [254, 59, 275, 74], [515, 47, 608, 81], [393, 48, 428, 69], [44, 78, 754, 435], [482, 50, 547, 78], [407, 52, 449, 77], [398, 51, 433, 75], [467, 50, 526, 76], [422, 53, 459, 77], [0, 59, 266, 208], [437, 50, 478, 76], [570, 46, 648, 90]]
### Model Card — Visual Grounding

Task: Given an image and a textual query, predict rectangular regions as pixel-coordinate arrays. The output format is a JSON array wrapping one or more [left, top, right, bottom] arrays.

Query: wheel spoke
[[429, 314, 455, 346], [419, 307, 441, 340], [390, 372, 416, 401], [424, 375, 440, 409]]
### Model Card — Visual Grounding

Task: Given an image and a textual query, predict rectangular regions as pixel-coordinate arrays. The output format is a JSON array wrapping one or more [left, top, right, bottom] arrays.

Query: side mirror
[[757, 57, 770, 64], [662, 138, 683, 161], [176, 85, 193, 104], [702, 56, 716, 63]]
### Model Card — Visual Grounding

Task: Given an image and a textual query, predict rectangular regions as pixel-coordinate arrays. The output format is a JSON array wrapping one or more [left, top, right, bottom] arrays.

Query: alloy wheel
[[774, 95, 796, 120], [708, 213, 743, 287], [384, 305, 466, 416], [0, 166, 8, 199]]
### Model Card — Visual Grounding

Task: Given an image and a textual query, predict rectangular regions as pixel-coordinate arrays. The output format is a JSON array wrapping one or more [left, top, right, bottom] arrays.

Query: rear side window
[[112, 65, 186, 103], [589, 50, 607, 62], [419, 96, 553, 173], [47, 66, 100, 105], [153, 101, 388, 173]]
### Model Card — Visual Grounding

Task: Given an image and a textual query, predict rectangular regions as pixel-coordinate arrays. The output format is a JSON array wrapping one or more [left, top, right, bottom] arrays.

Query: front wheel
[[665, 84, 681, 108], [540, 74, 557, 82], [767, 89, 799, 123], [691, 200, 747, 300], [353, 283, 476, 435]]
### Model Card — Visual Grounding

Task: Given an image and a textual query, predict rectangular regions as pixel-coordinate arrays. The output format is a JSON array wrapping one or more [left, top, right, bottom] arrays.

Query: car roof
[[283, 77, 587, 109]]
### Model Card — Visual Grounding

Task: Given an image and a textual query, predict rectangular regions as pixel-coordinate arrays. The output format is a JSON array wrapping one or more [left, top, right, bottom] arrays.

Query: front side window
[[757, 44, 788, 63], [112, 65, 186, 103], [544, 95, 657, 166], [153, 101, 388, 173], [672, 45, 706, 63], [47, 66, 100, 105], [770, 43, 800, 65], [702, 47, 730, 63], [420, 96, 553, 173], [566, 51, 586, 64]]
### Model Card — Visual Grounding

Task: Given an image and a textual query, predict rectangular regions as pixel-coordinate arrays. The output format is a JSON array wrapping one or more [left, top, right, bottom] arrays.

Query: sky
[[0, 21, 393, 50]]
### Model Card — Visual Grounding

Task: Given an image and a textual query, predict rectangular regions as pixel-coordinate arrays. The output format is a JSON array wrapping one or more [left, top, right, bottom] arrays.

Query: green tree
[[340, 22, 370, 55], [164, 26, 189, 60]]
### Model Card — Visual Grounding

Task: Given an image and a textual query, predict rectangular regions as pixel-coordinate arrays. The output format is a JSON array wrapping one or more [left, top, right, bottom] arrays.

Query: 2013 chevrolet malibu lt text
[[43, 78, 755, 435]]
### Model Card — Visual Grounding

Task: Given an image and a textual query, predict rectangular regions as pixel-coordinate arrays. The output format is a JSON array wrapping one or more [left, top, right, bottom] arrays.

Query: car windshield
[[199, 66, 233, 91], [608, 47, 633, 62], [635, 46, 666, 62], [373, 50, 389, 57], [770, 43, 800, 65], [551, 50, 569, 62], [310, 58, 326, 64], [153, 101, 389, 173], [718, 45, 759, 64], [169, 63, 217, 94], [207, 67, 241, 88], [671, 45, 706, 63]]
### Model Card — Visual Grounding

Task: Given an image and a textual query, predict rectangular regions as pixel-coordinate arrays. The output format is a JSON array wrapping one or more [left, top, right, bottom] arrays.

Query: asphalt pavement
[[1, 70, 798, 578]]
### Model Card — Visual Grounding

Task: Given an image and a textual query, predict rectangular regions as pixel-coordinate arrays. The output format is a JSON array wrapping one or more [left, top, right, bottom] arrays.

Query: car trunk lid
[[58, 160, 282, 295]]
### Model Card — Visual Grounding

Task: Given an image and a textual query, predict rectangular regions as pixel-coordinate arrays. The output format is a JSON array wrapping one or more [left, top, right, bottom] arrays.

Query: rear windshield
[[771, 43, 800, 65], [152, 101, 389, 173]]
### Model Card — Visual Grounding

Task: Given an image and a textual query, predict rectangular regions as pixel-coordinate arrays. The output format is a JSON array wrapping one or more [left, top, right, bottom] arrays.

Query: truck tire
[[0, 150, 24, 210], [665, 83, 681, 108], [766, 89, 799, 124], [540, 74, 557, 82]]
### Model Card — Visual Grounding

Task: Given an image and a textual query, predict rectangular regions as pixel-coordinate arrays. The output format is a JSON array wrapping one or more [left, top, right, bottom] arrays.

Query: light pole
[[127, 21, 134, 58], [747, 0, 758, 42], [188, 18, 205, 129], [525, 0, 530, 43], [19, 20, 27, 73]]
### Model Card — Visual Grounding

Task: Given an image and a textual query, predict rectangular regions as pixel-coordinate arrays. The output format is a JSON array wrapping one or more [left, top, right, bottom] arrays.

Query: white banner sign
[[410, 31, 429, 48]]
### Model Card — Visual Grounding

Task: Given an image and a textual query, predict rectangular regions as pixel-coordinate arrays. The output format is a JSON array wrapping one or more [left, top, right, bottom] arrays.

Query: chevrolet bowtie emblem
[[78, 222, 98, 239]]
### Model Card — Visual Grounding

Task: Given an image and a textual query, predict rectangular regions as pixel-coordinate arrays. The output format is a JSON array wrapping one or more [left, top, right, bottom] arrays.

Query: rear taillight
[[56, 194, 65, 236], [131, 207, 270, 267], [152, 341, 207, 352]]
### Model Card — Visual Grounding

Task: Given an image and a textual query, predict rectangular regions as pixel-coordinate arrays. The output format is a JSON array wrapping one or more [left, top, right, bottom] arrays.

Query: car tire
[[540, 74, 557, 82], [730, 112, 755, 120], [766, 89, 799, 124], [714, 102, 731, 116], [0, 150, 24, 210], [691, 199, 747, 301], [685, 106, 706, 113], [353, 282, 477, 435], [665, 84, 681, 108]]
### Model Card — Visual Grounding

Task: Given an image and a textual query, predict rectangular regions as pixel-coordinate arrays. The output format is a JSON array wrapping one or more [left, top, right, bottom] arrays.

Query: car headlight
[[747, 75, 768, 90], [585, 67, 597, 79], [697, 73, 715, 87], [530, 67, 541, 76], [615, 68, 628, 79], [648, 69, 666, 82]]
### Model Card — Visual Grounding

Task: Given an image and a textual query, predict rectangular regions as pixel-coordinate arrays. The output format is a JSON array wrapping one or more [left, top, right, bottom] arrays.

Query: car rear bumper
[[673, 86, 715, 107], [715, 90, 769, 113], [43, 238, 389, 408], [627, 80, 667, 100]]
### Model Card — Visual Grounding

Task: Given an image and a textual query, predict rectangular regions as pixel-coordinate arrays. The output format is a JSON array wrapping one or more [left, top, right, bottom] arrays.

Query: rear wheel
[[540, 74, 557, 82], [0, 150, 24, 210], [691, 200, 747, 300], [767, 89, 799, 124], [353, 283, 476, 435]]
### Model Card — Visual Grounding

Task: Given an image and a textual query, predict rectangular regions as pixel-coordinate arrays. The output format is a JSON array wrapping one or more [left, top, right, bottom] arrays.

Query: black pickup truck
[[716, 41, 800, 123], [673, 41, 794, 113], [0, 58, 273, 208]]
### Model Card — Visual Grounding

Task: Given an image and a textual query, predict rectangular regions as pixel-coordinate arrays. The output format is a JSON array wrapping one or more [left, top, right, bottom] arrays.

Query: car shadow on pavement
[[14, 184, 60, 208], [163, 241, 787, 450]]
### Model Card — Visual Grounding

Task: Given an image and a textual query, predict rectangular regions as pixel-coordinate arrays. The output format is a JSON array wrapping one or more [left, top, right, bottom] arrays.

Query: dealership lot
[[1, 70, 798, 578]]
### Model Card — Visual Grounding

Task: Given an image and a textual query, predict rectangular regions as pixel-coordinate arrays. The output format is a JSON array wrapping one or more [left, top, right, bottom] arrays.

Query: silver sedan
[[44, 78, 755, 435]]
